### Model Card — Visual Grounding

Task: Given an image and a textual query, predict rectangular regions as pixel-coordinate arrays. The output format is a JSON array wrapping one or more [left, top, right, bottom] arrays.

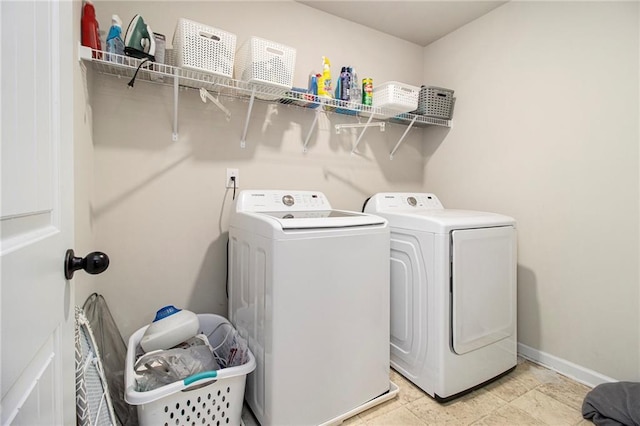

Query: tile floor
[[243, 357, 594, 425]]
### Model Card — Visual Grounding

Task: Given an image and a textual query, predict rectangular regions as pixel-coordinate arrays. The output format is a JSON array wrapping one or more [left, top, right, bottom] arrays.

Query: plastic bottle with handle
[[81, 0, 102, 58]]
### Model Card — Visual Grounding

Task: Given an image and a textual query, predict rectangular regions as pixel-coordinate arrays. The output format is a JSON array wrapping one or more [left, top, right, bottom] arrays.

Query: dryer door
[[451, 226, 516, 355]]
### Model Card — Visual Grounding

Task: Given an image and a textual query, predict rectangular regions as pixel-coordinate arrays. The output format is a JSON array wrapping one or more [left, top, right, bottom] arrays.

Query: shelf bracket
[[349, 114, 381, 154], [240, 87, 257, 149], [199, 88, 231, 121], [389, 115, 417, 160], [303, 110, 321, 153], [172, 69, 179, 142]]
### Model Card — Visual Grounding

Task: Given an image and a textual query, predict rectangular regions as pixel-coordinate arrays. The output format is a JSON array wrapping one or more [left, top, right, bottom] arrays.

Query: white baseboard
[[517, 343, 616, 388]]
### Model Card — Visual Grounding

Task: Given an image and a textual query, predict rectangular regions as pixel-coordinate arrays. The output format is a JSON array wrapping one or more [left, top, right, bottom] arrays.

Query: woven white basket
[[234, 36, 296, 89], [172, 18, 236, 77], [373, 81, 420, 118]]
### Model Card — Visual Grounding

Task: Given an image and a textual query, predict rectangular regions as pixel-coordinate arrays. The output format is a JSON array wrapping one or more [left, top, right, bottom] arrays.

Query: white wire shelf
[[392, 112, 451, 128], [79, 45, 452, 155]]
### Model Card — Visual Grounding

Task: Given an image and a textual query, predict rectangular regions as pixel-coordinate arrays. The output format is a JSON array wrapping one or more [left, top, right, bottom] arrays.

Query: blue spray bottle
[[105, 14, 124, 62]]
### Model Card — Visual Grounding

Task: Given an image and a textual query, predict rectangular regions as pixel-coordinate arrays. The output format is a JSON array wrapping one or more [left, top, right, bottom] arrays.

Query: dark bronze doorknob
[[64, 249, 110, 279]]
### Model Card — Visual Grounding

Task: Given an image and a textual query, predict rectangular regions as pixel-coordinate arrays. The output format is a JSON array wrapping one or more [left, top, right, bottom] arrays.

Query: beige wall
[[74, 2, 99, 305], [76, 0, 640, 382], [421, 2, 640, 380], [84, 1, 426, 338]]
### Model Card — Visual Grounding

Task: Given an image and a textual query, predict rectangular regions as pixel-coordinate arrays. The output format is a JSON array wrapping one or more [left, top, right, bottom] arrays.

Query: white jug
[[140, 305, 199, 352]]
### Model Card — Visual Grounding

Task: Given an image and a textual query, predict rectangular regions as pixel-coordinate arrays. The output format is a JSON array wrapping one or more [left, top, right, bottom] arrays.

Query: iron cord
[[127, 58, 150, 88]]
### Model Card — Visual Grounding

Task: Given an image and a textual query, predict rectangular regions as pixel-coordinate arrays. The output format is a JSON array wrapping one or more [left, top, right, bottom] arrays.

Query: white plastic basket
[[412, 86, 455, 119], [234, 36, 296, 90], [172, 18, 237, 77], [125, 314, 256, 426], [373, 81, 420, 118]]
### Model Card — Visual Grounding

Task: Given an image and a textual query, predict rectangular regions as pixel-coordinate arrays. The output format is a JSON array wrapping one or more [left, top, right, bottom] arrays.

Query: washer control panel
[[235, 190, 332, 212], [366, 193, 444, 211]]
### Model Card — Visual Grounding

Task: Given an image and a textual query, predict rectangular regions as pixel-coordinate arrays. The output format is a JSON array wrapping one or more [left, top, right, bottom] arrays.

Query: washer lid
[[231, 190, 385, 230], [254, 209, 385, 230]]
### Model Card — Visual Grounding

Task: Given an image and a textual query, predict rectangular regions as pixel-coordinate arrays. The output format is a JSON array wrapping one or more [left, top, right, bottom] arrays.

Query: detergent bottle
[[317, 56, 332, 97], [140, 305, 199, 352], [81, 0, 101, 56]]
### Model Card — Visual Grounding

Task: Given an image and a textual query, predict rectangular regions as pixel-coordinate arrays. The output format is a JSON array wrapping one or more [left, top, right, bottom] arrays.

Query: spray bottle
[[318, 56, 332, 97], [105, 15, 124, 62]]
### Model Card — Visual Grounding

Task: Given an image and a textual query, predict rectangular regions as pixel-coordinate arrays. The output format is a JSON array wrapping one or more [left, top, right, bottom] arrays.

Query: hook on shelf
[[347, 115, 383, 154], [335, 121, 385, 134], [199, 88, 231, 121]]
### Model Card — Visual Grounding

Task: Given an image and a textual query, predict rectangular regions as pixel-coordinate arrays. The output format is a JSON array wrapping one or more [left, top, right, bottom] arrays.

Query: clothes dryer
[[364, 193, 517, 402], [228, 190, 396, 425]]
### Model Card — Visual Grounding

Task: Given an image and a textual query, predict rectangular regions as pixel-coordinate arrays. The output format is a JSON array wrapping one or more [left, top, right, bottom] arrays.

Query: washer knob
[[282, 195, 294, 206], [407, 196, 417, 206]]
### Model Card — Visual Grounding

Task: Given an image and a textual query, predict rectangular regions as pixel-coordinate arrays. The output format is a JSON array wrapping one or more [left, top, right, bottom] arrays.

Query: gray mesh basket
[[412, 86, 455, 119]]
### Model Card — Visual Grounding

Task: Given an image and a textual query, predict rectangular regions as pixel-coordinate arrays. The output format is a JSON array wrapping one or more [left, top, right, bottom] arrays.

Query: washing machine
[[228, 190, 396, 425], [364, 192, 517, 402]]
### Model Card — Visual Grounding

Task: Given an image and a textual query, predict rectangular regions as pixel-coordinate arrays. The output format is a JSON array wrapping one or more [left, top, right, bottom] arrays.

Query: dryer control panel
[[366, 193, 444, 211], [234, 190, 332, 212]]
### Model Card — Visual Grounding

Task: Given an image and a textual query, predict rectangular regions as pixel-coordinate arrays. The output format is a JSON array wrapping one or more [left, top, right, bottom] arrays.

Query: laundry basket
[[125, 314, 255, 426]]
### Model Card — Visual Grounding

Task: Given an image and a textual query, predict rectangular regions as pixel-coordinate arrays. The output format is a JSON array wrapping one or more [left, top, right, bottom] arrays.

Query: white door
[[1, 0, 75, 424]]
